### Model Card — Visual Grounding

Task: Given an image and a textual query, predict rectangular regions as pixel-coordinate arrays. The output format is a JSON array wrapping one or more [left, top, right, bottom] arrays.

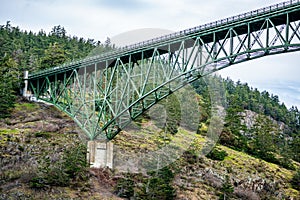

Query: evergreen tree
[[219, 175, 234, 200], [249, 115, 279, 161], [291, 169, 300, 190], [291, 135, 300, 162], [40, 42, 67, 69], [50, 25, 66, 38], [0, 55, 19, 118]]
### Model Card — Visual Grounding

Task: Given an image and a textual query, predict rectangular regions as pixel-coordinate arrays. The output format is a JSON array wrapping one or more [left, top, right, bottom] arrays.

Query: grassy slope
[[0, 100, 299, 199], [113, 120, 300, 199]]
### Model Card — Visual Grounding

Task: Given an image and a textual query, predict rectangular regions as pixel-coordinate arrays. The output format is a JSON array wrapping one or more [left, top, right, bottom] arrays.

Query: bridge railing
[[29, 0, 300, 79]]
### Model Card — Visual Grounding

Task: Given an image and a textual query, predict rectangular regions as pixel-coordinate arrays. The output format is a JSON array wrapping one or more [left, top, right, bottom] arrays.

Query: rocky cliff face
[[240, 110, 285, 130], [240, 109, 288, 138]]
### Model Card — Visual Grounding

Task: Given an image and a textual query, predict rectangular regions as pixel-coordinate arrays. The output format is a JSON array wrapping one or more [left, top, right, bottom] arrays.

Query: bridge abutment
[[87, 140, 113, 169]]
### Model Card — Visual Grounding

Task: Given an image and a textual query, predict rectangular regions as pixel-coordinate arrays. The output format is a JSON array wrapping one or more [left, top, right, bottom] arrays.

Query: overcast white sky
[[0, 0, 299, 108]]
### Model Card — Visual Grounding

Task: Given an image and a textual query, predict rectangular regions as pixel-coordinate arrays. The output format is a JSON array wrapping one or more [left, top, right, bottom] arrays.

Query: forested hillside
[[0, 22, 112, 118], [0, 22, 299, 199], [193, 77, 300, 166]]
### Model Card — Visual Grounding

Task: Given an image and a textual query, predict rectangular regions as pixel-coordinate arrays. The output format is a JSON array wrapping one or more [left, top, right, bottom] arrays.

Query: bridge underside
[[28, 2, 300, 140]]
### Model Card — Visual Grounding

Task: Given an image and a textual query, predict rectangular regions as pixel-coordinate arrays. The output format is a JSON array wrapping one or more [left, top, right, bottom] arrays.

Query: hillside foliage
[[193, 77, 300, 166], [0, 22, 113, 116]]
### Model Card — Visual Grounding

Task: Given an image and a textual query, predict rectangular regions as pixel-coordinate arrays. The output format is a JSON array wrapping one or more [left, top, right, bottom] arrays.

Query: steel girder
[[27, 1, 300, 140]]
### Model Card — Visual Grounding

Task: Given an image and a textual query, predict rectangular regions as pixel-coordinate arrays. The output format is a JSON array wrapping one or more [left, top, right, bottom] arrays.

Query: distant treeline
[[0, 21, 113, 72]]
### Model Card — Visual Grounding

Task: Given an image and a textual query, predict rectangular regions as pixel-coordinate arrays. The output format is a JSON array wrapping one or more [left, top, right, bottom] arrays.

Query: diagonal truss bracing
[[27, 1, 300, 140]]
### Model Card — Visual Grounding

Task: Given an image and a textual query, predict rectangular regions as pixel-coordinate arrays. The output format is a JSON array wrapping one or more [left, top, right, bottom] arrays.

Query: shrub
[[279, 158, 295, 170], [30, 143, 89, 188], [142, 176, 176, 200], [115, 178, 134, 198], [115, 166, 176, 199], [206, 148, 228, 161], [291, 169, 300, 190], [183, 150, 199, 165], [29, 177, 47, 189], [219, 175, 234, 200], [34, 132, 51, 138]]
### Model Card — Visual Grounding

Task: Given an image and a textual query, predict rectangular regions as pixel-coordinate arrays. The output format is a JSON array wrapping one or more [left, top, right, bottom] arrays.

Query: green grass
[[14, 102, 38, 112], [219, 146, 295, 182], [0, 128, 19, 135], [0, 129, 20, 146]]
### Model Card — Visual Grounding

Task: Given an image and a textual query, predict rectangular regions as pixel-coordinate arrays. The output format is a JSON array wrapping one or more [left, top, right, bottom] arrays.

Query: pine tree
[[40, 42, 66, 69], [219, 175, 234, 200], [250, 115, 279, 161], [0, 55, 19, 118]]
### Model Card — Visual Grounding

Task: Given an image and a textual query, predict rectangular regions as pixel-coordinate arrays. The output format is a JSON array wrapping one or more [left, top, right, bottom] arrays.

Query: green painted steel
[[27, 0, 300, 140]]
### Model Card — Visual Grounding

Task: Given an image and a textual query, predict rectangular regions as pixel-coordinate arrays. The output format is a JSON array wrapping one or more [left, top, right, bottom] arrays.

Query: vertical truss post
[[230, 28, 234, 57], [286, 13, 290, 48], [266, 19, 270, 52], [247, 22, 251, 58]]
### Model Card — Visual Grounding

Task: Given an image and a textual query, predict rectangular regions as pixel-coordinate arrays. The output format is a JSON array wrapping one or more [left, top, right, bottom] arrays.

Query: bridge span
[[25, 0, 300, 144]]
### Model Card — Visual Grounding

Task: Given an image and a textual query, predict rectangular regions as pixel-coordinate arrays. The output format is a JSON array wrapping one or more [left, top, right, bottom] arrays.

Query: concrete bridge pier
[[23, 71, 33, 99], [23, 71, 29, 97], [87, 140, 114, 169]]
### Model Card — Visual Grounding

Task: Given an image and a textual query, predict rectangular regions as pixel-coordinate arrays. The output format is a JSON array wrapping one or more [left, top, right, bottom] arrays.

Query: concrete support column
[[23, 71, 29, 97], [87, 140, 113, 169]]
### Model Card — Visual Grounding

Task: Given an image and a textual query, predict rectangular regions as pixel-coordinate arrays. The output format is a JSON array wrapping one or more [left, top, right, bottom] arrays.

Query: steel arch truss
[[209, 16, 300, 70], [28, 9, 300, 140]]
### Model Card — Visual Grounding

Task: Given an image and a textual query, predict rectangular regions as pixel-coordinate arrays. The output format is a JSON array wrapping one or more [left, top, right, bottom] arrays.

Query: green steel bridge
[[26, 0, 300, 140]]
